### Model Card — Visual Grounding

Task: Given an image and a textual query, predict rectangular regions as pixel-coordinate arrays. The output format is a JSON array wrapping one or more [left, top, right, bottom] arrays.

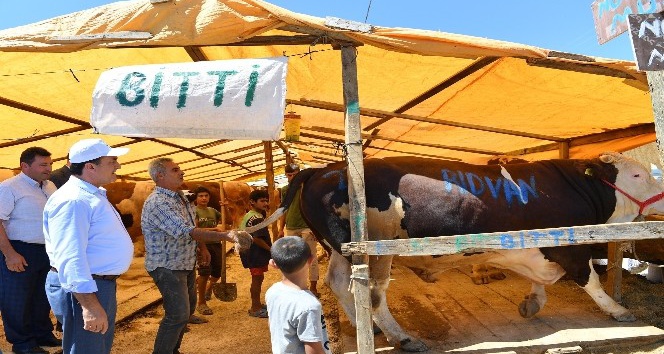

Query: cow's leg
[[471, 264, 507, 285], [368, 256, 428, 352], [325, 252, 357, 324], [519, 283, 547, 318], [579, 259, 635, 322]]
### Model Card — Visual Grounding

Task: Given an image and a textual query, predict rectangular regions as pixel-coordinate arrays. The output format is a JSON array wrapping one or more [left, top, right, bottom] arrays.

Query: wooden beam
[[145, 138, 252, 172], [280, 24, 364, 47], [526, 54, 641, 81], [292, 140, 462, 161], [288, 98, 562, 142], [341, 221, 664, 257], [0, 126, 87, 149], [503, 123, 655, 156], [365, 56, 500, 131], [184, 46, 209, 61], [0, 95, 89, 127], [304, 125, 503, 155]]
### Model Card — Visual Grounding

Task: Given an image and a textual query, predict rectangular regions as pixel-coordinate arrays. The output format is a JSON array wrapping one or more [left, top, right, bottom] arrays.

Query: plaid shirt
[[141, 186, 197, 272]]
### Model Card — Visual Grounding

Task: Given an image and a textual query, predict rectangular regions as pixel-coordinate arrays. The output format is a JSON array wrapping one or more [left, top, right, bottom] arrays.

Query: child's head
[[193, 185, 211, 206], [271, 236, 311, 274], [249, 189, 270, 213]]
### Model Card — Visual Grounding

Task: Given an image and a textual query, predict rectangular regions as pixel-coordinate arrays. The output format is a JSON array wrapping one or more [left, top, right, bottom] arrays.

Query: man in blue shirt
[[0, 147, 58, 354], [43, 139, 134, 354]]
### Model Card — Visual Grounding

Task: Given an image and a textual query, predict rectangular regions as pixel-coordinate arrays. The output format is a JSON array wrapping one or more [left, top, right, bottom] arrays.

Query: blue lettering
[[567, 228, 576, 244], [597, 0, 622, 20], [441, 169, 457, 192], [466, 172, 485, 196], [530, 231, 546, 245], [638, 0, 657, 13], [485, 176, 503, 199], [503, 178, 516, 204], [500, 234, 515, 249], [610, 7, 633, 34], [549, 230, 564, 246], [456, 171, 468, 194], [517, 175, 538, 203]]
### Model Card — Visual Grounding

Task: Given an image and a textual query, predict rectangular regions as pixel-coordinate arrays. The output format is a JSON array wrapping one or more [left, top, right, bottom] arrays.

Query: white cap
[[69, 139, 129, 163]]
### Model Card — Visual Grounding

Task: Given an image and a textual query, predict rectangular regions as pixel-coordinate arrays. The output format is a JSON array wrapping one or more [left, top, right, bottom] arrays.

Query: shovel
[[212, 182, 237, 301], [212, 240, 237, 301]]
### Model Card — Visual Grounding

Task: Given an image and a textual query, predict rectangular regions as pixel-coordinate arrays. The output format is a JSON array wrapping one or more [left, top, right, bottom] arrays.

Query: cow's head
[[582, 152, 664, 222]]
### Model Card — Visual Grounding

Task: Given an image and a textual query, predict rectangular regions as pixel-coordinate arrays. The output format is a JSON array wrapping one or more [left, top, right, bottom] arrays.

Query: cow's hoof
[[518, 297, 540, 318], [613, 312, 636, 322], [490, 271, 507, 281], [399, 338, 429, 352], [470, 275, 485, 285]]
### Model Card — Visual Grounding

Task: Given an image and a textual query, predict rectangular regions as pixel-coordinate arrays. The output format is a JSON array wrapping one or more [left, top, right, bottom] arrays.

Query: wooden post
[[263, 141, 279, 240], [606, 242, 624, 302], [558, 141, 569, 159], [340, 44, 374, 354], [219, 181, 227, 283]]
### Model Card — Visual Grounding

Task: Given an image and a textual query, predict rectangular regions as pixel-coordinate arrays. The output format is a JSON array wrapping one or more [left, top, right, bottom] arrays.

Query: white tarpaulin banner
[[90, 57, 288, 140]]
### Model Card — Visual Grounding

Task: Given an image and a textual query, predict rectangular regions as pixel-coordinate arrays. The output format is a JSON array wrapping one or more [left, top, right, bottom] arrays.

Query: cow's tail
[[244, 167, 319, 233]]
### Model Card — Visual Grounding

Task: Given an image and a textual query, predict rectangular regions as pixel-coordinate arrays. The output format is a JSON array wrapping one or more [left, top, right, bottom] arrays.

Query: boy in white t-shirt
[[266, 237, 330, 354]]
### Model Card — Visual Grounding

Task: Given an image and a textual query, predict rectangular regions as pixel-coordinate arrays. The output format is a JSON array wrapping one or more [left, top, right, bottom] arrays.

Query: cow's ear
[[575, 160, 604, 180], [576, 158, 617, 181]]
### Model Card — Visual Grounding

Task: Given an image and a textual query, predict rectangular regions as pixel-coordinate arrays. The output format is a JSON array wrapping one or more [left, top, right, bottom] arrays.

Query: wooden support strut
[[340, 44, 374, 354], [340, 221, 664, 257]]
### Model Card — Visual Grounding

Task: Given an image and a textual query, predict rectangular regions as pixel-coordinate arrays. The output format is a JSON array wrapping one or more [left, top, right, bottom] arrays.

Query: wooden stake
[[263, 141, 279, 240], [341, 44, 374, 354]]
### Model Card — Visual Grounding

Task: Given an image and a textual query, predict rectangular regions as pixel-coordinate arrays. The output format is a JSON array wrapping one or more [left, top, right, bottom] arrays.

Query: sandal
[[197, 304, 213, 316], [248, 308, 269, 318], [188, 314, 209, 324], [204, 289, 212, 301]]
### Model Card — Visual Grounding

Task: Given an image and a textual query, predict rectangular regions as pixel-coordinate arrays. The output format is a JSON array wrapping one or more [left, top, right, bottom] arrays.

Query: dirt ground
[[0, 252, 662, 354]]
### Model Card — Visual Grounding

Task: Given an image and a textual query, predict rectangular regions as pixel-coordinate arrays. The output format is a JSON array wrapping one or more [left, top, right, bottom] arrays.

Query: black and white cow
[[251, 152, 664, 351]]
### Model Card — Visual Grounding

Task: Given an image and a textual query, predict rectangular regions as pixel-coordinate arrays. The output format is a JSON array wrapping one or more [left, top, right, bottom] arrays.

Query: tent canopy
[[0, 0, 655, 181]]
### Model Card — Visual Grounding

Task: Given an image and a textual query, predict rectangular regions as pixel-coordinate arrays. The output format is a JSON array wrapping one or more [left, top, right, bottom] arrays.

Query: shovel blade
[[212, 282, 237, 302]]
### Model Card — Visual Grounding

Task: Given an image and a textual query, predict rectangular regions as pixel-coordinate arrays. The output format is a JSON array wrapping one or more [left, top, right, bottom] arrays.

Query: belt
[[49, 267, 120, 281]]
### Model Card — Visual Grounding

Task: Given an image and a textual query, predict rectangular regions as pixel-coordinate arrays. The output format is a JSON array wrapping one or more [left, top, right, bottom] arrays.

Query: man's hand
[[4, 249, 27, 272], [74, 293, 109, 334]]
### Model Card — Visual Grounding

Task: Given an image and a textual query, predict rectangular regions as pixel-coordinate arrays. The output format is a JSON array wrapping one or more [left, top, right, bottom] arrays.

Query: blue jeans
[[148, 268, 196, 354], [62, 279, 117, 354], [0, 241, 53, 352], [45, 269, 65, 325]]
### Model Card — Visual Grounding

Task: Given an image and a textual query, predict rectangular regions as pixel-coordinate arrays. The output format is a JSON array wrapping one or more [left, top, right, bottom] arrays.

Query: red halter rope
[[601, 179, 664, 215]]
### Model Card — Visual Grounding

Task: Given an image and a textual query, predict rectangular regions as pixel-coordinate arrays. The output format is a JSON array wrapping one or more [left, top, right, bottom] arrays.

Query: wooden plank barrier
[[341, 221, 664, 256]]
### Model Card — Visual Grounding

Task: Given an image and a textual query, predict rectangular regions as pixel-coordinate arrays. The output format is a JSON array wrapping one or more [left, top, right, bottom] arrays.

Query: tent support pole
[[340, 44, 374, 354], [263, 141, 279, 240]]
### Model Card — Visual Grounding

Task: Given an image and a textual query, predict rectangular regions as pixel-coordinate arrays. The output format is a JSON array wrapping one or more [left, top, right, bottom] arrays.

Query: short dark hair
[[193, 185, 211, 197], [285, 163, 300, 174], [271, 236, 311, 274], [70, 157, 102, 176], [249, 189, 269, 202], [20, 147, 51, 165]]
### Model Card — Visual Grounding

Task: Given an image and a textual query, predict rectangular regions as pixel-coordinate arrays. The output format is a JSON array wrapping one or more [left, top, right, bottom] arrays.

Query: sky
[[0, 0, 636, 61]]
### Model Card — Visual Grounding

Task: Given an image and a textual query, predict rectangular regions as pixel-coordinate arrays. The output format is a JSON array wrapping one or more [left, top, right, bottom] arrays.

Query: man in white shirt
[[43, 139, 133, 354], [0, 147, 58, 354]]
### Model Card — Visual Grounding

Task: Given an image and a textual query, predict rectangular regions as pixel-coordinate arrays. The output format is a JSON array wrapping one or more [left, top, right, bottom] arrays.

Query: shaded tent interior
[[0, 0, 657, 182]]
